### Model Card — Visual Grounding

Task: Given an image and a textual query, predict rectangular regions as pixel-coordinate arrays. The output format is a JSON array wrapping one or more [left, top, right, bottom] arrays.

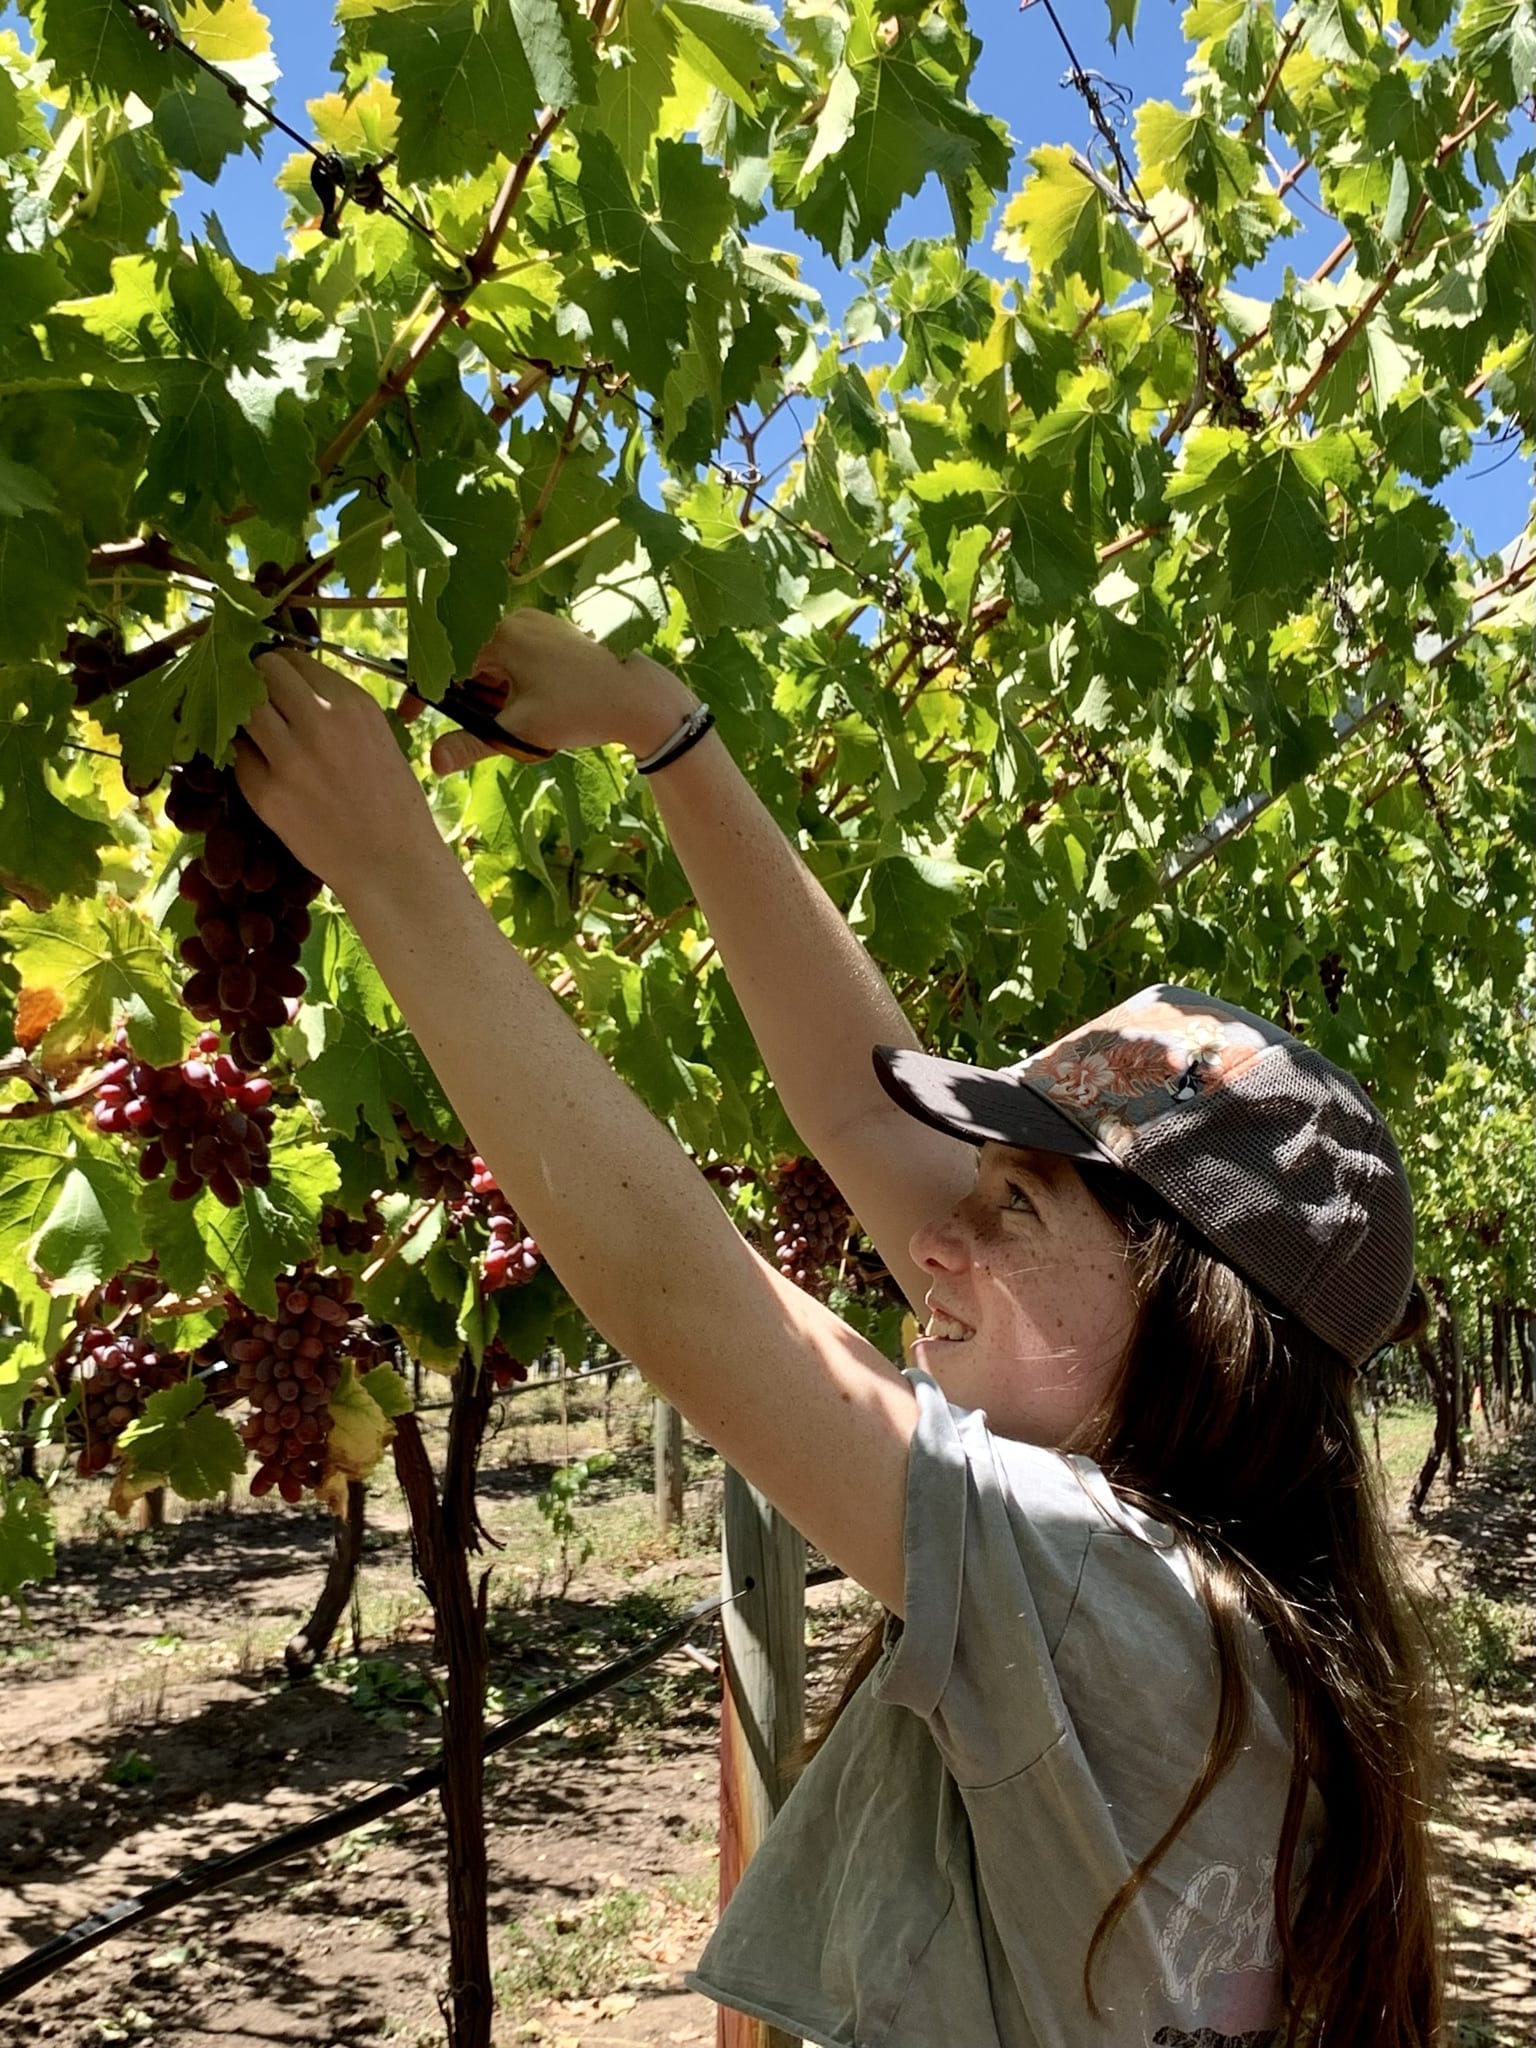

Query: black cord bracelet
[[635, 705, 716, 774]]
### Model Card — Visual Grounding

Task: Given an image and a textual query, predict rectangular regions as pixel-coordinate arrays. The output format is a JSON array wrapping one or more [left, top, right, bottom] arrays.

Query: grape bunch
[[93, 1028, 275, 1206], [218, 1265, 378, 1504], [483, 1336, 529, 1390], [483, 1208, 542, 1292], [392, 1107, 478, 1207], [101, 1258, 164, 1316], [1318, 951, 1348, 1014], [771, 1156, 852, 1298], [466, 1153, 542, 1293], [166, 756, 321, 1071], [59, 1321, 187, 1476], [319, 1198, 385, 1255], [700, 1160, 759, 1191]]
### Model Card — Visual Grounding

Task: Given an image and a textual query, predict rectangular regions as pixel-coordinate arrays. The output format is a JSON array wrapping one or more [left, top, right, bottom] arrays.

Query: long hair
[[796, 1164, 1444, 2046]]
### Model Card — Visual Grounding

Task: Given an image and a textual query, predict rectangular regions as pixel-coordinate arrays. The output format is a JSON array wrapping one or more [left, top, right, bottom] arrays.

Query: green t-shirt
[[687, 1366, 1317, 2048]]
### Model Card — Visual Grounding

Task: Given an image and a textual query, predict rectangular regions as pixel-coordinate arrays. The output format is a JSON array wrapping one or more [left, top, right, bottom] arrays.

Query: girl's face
[[907, 1142, 1138, 1446]]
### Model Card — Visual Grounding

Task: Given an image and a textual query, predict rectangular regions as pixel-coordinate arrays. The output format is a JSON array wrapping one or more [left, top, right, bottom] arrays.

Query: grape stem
[[360, 1197, 439, 1285], [0, 1055, 111, 1123]]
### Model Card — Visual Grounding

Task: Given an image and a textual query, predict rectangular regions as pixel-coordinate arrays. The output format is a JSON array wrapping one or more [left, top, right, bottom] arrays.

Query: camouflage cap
[[873, 984, 1415, 1368]]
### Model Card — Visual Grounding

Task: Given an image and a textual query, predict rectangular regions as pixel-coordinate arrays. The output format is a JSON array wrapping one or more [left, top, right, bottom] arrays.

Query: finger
[[254, 648, 317, 720], [397, 689, 428, 725], [430, 731, 497, 776], [245, 698, 291, 758], [231, 731, 269, 805]]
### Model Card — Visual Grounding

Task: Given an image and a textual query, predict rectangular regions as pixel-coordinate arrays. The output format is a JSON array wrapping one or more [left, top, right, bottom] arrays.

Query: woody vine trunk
[[391, 1358, 496, 2048]]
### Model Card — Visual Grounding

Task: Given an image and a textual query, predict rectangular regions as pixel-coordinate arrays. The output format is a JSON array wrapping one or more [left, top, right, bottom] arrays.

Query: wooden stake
[[654, 1396, 685, 1532], [717, 1468, 804, 2048]]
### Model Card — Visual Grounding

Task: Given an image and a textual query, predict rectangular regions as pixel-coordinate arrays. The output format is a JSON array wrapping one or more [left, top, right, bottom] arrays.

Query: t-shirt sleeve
[[869, 1365, 1102, 1787]]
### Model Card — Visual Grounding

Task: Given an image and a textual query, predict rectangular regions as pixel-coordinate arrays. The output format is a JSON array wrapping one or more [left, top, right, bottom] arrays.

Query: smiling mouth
[[922, 1308, 974, 1342]]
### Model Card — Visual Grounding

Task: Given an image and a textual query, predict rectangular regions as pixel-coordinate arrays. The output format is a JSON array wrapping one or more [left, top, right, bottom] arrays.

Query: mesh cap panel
[[1124, 1045, 1414, 1366]]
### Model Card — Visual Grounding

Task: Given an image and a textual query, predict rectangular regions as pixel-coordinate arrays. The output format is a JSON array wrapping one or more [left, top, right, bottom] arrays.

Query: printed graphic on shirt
[[1152, 2029, 1278, 2047], [1155, 1856, 1283, 2041]]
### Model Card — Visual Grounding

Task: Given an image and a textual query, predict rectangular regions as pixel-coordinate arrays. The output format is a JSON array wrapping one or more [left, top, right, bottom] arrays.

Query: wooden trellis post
[[655, 1395, 685, 1532], [718, 1467, 805, 2048]]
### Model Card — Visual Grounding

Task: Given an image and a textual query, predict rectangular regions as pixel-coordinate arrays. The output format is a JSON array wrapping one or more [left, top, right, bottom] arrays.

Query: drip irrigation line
[[0, 1562, 846, 2005], [111, 0, 459, 262]]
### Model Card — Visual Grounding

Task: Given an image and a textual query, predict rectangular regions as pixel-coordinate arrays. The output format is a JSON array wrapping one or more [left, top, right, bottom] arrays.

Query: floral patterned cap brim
[[1013, 991, 1277, 1162], [873, 987, 1282, 1166]]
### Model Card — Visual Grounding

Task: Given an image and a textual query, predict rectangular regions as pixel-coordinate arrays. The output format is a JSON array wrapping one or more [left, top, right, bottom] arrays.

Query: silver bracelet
[[634, 703, 715, 775]]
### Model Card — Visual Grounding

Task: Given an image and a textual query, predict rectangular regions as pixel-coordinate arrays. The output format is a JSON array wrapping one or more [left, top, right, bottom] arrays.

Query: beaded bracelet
[[634, 703, 716, 775]]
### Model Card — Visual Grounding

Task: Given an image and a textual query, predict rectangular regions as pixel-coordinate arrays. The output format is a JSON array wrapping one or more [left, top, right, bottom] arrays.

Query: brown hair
[[798, 1164, 1445, 2046]]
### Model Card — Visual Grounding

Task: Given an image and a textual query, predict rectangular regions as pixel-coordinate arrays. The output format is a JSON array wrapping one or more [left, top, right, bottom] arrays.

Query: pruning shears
[[270, 633, 555, 762]]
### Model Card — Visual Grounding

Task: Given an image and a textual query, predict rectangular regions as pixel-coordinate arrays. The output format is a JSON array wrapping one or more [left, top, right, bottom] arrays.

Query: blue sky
[[4, 1, 1530, 553]]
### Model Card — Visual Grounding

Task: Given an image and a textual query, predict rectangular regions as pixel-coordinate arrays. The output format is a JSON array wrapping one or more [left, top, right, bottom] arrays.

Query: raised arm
[[237, 648, 917, 1614], [434, 612, 976, 1312]]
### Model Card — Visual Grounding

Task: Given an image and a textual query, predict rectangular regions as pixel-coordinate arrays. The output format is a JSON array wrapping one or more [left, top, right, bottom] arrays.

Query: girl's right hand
[[410, 608, 699, 775]]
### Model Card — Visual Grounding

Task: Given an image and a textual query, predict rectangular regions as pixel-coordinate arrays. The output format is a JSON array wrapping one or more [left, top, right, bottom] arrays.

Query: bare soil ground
[[0, 1388, 1529, 2048]]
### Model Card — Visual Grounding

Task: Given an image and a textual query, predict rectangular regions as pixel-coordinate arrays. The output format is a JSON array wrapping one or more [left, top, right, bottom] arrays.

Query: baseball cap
[[872, 984, 1415, 1369]]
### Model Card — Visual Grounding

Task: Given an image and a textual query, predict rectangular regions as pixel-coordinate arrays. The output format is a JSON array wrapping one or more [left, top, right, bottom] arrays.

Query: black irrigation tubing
[[0, 1562, 847, 2006], [112, 0, 457, 260]]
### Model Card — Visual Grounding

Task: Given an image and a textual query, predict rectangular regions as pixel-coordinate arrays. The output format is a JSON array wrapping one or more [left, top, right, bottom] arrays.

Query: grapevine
[[483, 1337, 530, 1391], [56, 1317, 188, 1477], [217, 1265, 378, 1505], [469, 1154, 543, 1294], [166, 758, 322, 1071], [771, 1157, 853, 1300], [93, 1028, 276, 1207], [319, 1199, 386, 1256], [393, 1107, 478, 1208]]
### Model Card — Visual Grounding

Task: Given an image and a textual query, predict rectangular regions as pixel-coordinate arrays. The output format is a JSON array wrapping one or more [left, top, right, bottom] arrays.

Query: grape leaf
[[195, 1125, 339, 1318], [1224, 450, 1333, 600], [665, 0, 775, 113], [356, 1, 541, 186], [300, 1005, 444, 1170], [0, 670, 110, 897], [0, 1478, 53, 1603], [853, 853, 978, 977], [791, 35, 1010, 266], [1454, 0, 1536, 101], [320, 1358, 397, 1486], [30, 1138, 149, 1296], [391, 488, 458, 701], [0, 453, 57, 515], [0, 1122, 74, 1318], [1103, 0, 1139, 48], [0, 506, 89, 665], [362, 1362, 414, 1417], [156, 594, 267, 772], [30, 0, 177, 105], [0, 1332, 48, 1433], [994, 145, 1142, 301], [114, 1380, 246, 1505], [509, 0, 597, 108], [415, 464, 523, 674], [5, 897, 183, 1066], [569, 0, 677, 188], [153, 69, 255, 183], [356, 1256, 463, 1369], [303, 900, 400, 1035]]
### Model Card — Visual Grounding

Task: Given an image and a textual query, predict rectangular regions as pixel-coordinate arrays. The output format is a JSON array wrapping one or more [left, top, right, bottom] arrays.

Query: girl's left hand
[[234, 648, 448, 901]]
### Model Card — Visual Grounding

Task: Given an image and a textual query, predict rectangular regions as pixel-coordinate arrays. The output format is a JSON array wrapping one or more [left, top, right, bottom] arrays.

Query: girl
[[236, 612, 1441, 2048]]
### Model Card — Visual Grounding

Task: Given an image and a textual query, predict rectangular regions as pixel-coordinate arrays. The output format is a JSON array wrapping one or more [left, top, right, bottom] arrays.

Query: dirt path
[[1, 1413, 1529, 2047], [1402, 1428, 1534, 2045]]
